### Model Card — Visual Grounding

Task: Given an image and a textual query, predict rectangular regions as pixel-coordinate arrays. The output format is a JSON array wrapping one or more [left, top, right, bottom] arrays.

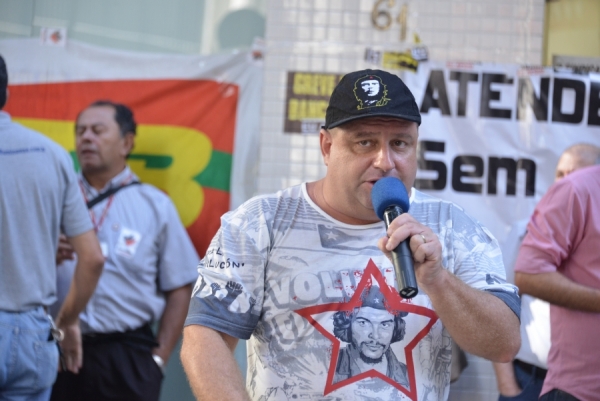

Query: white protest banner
[[404, 61, 600, 275]]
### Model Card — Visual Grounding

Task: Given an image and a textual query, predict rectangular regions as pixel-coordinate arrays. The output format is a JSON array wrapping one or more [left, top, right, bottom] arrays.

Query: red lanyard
[[79, 175, 134, 232], [89, 195, 114, 233], [80, 181, 114, 233]]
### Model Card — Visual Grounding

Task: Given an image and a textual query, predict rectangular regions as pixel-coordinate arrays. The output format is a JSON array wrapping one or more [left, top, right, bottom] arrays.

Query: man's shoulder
[[221, 184, 306, 228], [137, 181, 168, 197], [237, 184, 305, 209], [131, 182, 178, 209], [564, 165, 600, 188], [569, 164, 600, 178], [258, 184, 304, 200], [543, 164, 600, 202], [0, 119, 74, 169], [103, 177, 177, 217], [411, 188, 465, 212], [411, 188, 495, 239], [1, 119, 69, 155]]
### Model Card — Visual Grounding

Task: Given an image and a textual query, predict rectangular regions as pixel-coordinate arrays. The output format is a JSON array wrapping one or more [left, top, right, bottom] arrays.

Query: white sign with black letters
[[402, 62, 600, 270]]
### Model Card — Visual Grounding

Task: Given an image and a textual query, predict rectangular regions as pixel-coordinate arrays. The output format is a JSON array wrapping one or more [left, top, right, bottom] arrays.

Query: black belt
[[82, 323, 159, 350], [514, 359, 547, 380]]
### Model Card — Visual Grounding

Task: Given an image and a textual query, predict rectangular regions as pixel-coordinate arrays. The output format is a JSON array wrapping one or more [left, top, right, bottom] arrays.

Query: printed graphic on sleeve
[[193, 273, 259, 321], [295, 260, 438, 400]]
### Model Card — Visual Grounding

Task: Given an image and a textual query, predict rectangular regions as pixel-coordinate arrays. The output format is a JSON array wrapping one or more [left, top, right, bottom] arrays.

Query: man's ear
[[121, 132, 135, 157], [320, 128, 332, 166]]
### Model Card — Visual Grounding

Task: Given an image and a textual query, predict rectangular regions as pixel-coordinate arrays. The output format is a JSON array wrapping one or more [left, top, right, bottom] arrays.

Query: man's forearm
[[57, 270, 100, 326], [181, 325, 250, 401], [425, 270, 520, 362], [56, 230, 104, 326], [493, 361, 521, 396], [515, 271, 600, 313], [154, 284, 193, 363]]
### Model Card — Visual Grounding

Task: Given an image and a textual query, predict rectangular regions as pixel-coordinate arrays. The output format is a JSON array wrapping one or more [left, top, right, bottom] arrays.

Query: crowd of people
[[1, 52, 599, 401]]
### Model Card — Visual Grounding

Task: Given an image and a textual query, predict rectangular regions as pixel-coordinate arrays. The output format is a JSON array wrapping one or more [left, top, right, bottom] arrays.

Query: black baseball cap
[[323, 69, 421, 129]]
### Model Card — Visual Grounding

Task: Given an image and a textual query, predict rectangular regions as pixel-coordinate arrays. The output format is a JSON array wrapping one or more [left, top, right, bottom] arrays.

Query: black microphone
[[371, 177, 418, 299]]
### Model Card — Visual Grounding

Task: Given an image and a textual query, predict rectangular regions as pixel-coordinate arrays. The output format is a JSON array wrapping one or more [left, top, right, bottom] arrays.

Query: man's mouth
[[366, 178, 384, 187], [362, 342, 384, 352], [78, 149, 96, 156]]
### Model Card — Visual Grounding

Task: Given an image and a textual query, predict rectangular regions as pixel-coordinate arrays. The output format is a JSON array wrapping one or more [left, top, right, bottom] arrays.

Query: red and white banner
[[0, 38, 263, 256]]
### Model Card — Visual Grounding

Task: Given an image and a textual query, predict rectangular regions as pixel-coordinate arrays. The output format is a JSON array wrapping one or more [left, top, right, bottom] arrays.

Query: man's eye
[[393, 140, 406, 147], [358, 140, 371, 146]]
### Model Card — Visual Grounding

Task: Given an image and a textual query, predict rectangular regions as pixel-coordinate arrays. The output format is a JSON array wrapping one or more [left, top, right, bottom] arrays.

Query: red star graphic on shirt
[[294, 259, 438, 400]]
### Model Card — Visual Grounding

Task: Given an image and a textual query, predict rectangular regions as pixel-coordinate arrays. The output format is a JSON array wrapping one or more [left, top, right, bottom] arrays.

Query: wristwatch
[[152, 354, 165, 374]]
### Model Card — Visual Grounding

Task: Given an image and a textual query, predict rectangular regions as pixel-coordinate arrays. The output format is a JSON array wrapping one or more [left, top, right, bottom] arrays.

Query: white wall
[[0, 0, 266, 54], [258, 0, 544, 195]]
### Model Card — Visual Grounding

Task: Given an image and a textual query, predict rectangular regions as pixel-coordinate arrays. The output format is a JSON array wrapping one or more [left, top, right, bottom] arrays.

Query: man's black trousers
[[50, 326, 163, 401]]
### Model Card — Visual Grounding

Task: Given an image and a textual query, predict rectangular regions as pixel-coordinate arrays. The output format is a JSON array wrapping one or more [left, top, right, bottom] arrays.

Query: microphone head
[[371, 177, 410, 221]]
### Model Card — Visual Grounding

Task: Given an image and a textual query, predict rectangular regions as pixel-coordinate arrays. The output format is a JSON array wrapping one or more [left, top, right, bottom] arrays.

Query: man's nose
[[79, 127, 94, 141], [368, 325, 380, 340], [374, 145, 394, 172]]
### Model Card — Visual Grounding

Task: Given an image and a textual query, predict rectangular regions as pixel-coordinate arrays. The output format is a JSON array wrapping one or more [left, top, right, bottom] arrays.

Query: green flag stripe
[[70, 151, 231, 192], [128, 154, 173, 168], [194, 151, 232, 192]]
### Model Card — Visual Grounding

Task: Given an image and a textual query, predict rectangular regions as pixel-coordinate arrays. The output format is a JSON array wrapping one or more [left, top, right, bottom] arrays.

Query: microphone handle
[[384, 206, 419, 299]]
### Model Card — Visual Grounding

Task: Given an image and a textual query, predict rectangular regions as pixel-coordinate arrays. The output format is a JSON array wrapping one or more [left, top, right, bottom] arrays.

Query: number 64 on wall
[[371, 0, 409, 41]]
